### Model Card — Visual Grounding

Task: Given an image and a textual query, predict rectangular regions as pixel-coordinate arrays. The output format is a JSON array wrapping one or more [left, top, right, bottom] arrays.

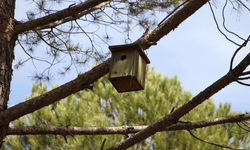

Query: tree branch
[[187, 130, 247, 150], [15, 0, 111, 34], [36, 1, 111, 30], [1, 59, 110, 124], [4, 0, 249, 148], [106, 39, 250, 149], [135, 0, 210, 50], [3, 0, 214, 125], [7, 113, 250, 135]]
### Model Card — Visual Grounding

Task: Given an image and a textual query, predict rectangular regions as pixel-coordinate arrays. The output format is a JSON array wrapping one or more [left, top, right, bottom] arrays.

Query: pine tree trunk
[[0, 0, 17, 143]]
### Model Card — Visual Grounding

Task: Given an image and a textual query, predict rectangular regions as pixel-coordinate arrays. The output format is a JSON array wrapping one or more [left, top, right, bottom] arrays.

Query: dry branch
[[7, 113, 250, 135]]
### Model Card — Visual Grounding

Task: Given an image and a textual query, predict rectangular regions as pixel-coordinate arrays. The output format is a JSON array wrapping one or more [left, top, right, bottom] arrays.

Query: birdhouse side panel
[[134, 54, 147, 88], [109, 50, 136, 78]]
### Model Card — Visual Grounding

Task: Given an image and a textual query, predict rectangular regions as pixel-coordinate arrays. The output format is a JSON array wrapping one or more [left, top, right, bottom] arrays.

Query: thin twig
[[208, 2, 241, 46], [74, 19, 95, 55], [236, 122, 250, 132], [158, 0, 190, 27], [101, 139, 106, 150], [187, 130, 247, 150], [241, 121, 250, 129], [229, 35, 250, 86], [63, 136, 68, 143], [229, 35, 250, 71], [34, 30, 68, 52], [17, 39, 52, 65], [236, 0, 250, 12], [222, 0, 245, 41]]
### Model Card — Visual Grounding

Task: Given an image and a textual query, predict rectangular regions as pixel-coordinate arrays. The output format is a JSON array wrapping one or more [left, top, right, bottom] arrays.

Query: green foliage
[[3, 68, 250, 149]]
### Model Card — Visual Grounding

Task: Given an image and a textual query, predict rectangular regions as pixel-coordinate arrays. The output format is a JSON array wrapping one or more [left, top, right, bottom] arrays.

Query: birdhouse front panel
[[109, 49, 136, 78], [108, 44, 150, 93]]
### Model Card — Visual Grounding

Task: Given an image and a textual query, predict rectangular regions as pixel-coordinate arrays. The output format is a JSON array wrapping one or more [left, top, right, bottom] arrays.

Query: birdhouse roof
[[109, 43, 150, 64]]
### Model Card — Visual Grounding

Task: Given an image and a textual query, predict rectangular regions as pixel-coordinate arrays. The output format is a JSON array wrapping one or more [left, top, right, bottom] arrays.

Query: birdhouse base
[[109, 76, 144, 93]]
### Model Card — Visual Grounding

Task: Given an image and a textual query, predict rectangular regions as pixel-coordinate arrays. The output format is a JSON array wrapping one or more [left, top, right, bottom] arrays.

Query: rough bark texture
[[2, 59, 110, 124], [15, 0, 110, 34], [6, 113, 250, 135], [0, 0, 17, 143]]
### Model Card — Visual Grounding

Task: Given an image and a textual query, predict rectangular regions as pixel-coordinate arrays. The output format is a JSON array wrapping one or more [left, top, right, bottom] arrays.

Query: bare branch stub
[[0, 141, 5, 149], [63, 136, 68, 143], [66, 124, 74, 137], [100, 139, 106, 150]]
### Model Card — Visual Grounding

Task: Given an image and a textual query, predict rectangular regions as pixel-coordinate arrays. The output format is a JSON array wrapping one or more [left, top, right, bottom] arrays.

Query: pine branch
[[7, 113, 250, 135], [3, 0, 212, 125], [1, 59, 110, 124], [135, 0, 210, 50], [3, 0, 249, 148], [15, 0, 111, 34], [36, 1, 111, 30]]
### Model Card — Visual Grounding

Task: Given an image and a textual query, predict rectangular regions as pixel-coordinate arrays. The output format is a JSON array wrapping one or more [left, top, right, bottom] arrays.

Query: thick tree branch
[[2, 59, 110, 124], [7, 113, 250, 135], [106, 41, 250, 149], [15, 0, 111, 34], [2, 0, 213, 125], [135, 0, 210, 50], [3, 0, 249, 148], [36, 1, 111, 30]]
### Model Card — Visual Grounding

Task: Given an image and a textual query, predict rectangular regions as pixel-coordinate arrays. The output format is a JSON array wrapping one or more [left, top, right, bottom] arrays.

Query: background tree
[[1, 0, 250, 149], [3, 68, 249, 149]]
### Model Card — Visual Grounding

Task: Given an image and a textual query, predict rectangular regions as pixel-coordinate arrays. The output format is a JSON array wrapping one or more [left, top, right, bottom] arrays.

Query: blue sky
[[11, 0, 250, 112]]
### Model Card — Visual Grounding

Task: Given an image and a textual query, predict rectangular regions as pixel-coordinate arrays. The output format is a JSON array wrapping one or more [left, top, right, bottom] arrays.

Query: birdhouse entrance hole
[[121, 55, 126, 61]]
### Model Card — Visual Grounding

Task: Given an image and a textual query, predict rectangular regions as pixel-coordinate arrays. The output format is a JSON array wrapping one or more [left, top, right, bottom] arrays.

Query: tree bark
[[0, 0, 248, 148], [107, 40, 250, 149], [6, 113, 250, 135], [1, 0, 211, 125], [0, 0, 17, 143], [2, 59, 110, 124], [15, 0, 111, 34]]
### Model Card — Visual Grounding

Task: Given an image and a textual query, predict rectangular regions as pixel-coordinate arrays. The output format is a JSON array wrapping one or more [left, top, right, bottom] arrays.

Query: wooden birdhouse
[[108, 43, 150, 93]]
